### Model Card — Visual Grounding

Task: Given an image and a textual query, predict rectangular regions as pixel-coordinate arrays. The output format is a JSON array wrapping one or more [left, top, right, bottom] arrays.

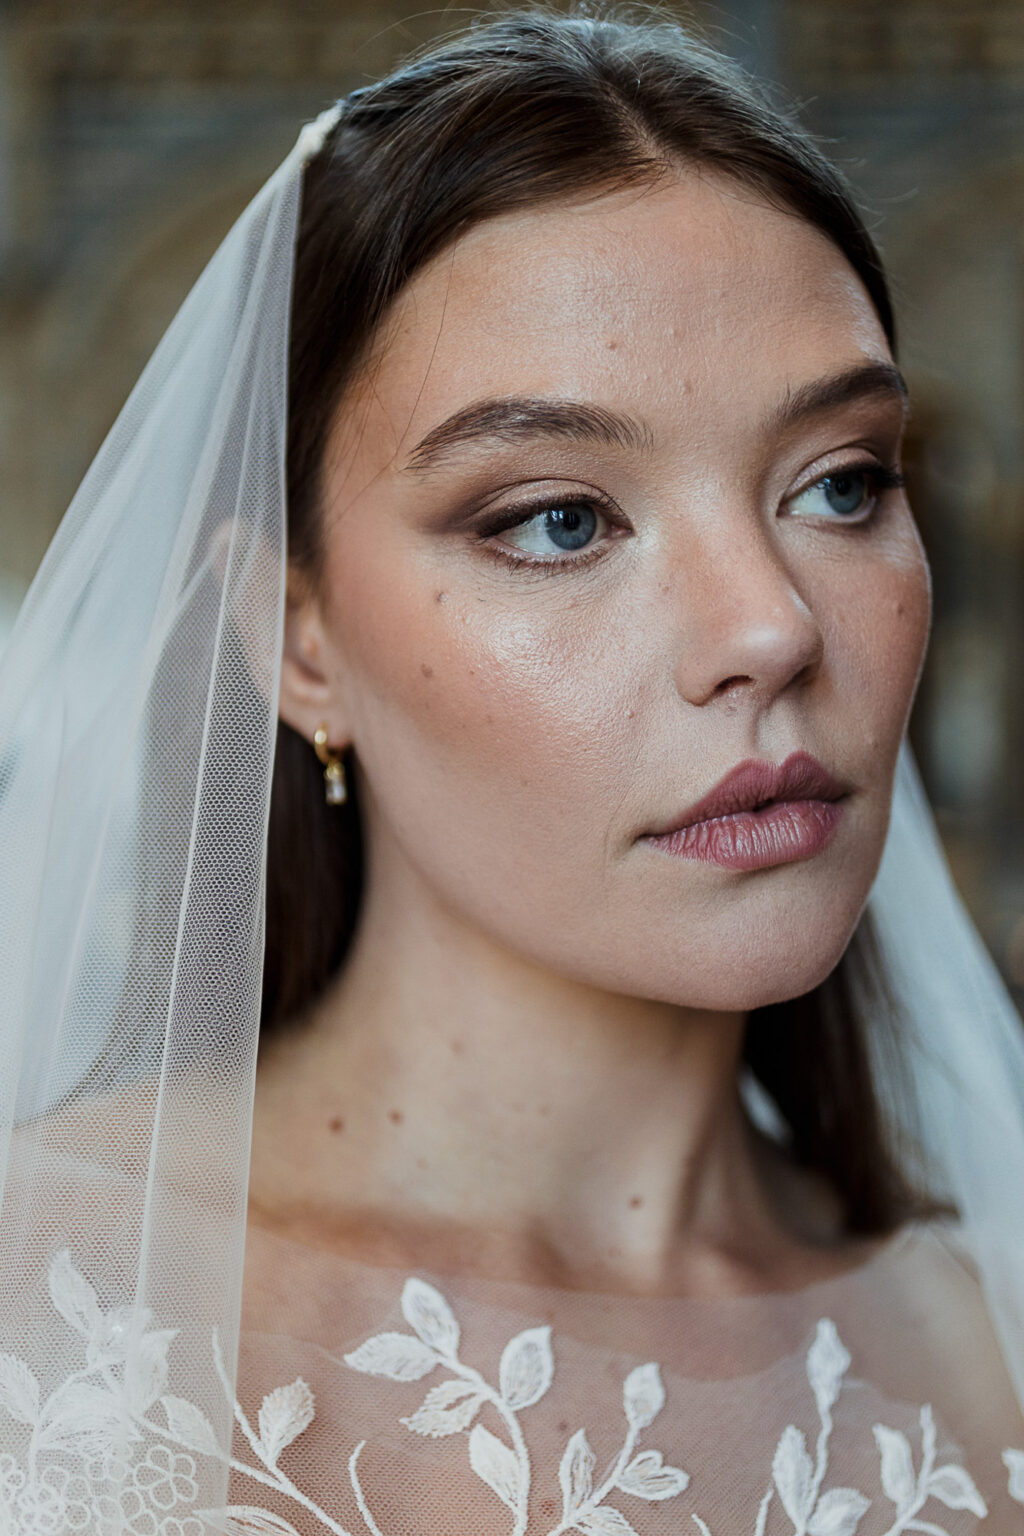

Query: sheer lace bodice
[[226, 1219, 1024, 1535]]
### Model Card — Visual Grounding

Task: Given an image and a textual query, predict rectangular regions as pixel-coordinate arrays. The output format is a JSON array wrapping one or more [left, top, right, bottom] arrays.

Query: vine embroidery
[[0, 1250, 1016, 1534]]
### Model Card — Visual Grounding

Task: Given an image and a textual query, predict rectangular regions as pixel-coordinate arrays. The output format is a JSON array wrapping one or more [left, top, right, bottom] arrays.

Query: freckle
[[450, 1038, 465, 1056], [629, 1194, 644, 1210], [416, 1156, 428, 1170], [557, 1420, 569, 1435], [328, 1116, 344, 1134], [420, 663, 434, 679], [388, 1108, 404, 1126], [538, 1103, 550, 1117]]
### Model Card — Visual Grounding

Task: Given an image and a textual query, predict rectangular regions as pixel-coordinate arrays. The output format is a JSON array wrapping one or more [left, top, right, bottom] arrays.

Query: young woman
[[1, 10, 1023, 1535]]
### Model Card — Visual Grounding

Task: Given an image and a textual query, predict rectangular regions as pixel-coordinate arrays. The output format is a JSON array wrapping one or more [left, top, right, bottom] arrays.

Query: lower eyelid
[[484, 539, 613, 576]]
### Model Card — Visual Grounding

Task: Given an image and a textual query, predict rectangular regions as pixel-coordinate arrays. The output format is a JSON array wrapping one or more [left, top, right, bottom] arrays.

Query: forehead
[[334, 169, 890, 468]]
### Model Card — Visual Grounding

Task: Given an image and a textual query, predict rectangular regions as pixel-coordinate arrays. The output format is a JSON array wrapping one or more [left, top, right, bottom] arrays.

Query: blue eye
[[788, 465, 902, 521], [503, 502, 603, 555]]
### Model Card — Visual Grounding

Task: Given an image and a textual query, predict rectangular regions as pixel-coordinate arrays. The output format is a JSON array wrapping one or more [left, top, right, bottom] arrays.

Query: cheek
[[323, 539, 646, 865], [817, 524, 932, 748]]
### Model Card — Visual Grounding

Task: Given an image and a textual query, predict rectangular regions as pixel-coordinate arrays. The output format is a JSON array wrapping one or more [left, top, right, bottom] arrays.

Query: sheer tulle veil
[[0, 86, 1023, 1535]]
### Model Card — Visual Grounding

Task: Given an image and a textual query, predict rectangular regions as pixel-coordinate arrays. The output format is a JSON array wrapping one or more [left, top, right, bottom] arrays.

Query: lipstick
[[642, 750, 848, 872]]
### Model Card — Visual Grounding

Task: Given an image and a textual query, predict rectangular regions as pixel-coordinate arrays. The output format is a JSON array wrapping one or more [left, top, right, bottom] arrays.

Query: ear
[[277, 564, 352, 752]]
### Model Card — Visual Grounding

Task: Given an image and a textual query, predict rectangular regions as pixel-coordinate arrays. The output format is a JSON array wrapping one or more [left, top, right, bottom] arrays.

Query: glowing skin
[[254, 169, 931, 1293]]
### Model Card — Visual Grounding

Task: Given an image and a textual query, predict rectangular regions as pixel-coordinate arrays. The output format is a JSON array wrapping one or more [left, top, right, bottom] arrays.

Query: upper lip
[[645, 750, 849, 836]]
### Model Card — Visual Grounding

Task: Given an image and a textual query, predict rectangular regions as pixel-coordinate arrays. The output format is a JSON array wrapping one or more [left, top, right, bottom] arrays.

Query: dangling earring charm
[[313, 725, 348, 805]]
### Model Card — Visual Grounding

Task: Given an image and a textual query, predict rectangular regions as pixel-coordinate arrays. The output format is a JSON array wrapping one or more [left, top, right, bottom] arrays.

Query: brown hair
[[263, 5, 925, 1233]]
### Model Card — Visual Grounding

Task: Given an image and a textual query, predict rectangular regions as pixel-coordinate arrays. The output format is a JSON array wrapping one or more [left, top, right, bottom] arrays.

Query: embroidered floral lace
[[2, 1221, 1022, 1536]]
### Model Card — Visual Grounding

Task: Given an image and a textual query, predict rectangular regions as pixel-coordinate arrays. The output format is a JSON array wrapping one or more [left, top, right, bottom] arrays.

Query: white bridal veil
[[1, 97, 1024, 1536]]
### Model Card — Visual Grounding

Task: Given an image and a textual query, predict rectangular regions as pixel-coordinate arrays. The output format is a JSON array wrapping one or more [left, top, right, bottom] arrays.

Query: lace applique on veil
[[0, 1250, 1020, 1536]]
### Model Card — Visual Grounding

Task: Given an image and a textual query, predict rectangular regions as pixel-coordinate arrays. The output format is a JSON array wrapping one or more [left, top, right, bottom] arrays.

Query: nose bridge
[[667, 504, 823, 709]]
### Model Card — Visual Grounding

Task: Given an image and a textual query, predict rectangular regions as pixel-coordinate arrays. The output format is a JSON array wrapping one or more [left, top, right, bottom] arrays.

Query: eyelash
[[473, 460, 906, 576], [473, 491, 622, 576]]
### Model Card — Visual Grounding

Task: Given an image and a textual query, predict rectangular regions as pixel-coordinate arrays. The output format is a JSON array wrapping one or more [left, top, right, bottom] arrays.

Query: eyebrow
[[400, 360, 909, 476], [770, 360, 909, 434], [401, 397, 654, 475]]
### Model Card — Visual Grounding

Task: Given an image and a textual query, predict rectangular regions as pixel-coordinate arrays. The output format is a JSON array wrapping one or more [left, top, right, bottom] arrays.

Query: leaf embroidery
[[500, 1325, 554, 1411], [615, 1449, 689, 1501], [807, 1320, 851, 1419], [0, 1354, 39, 1425], [806, 1487, 870, 1536], [258, 1379, 316, 1466], [622, 1362, 664, 1433], [1004, 1446, 1024, 1503], [773, 1423, 816, 1529], [401, 1377, 485, 1437], [0, 1249, 1006, 1536], [560, 1428, 597, 1518], [874, 1425, 916, 1513], [401, 1276, 460, 1355], [163, 1391, 221, 1455], [470, 1422, 524, 1511], [575, 1510, 639, 1535], [342, 1331, 438, 1381]]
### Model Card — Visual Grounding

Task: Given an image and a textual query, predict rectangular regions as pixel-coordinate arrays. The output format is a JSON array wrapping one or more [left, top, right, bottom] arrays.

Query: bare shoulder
[[13, 1078, 161, 1179], [885, 1218, 1024, 1445], [11, 1070, 240, 1206]]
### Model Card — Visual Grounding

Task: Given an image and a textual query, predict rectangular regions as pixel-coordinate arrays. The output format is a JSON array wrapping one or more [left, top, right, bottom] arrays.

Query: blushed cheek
[[327, 566, 650, 881], [328, 572, 577, 787], [840, 539, 931, 752], [882, 532, 932, 720]]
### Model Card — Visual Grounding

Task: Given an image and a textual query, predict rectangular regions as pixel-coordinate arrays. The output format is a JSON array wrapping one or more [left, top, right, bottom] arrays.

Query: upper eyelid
[[475, 489, 621, 536], [788, 442, 900, 485]]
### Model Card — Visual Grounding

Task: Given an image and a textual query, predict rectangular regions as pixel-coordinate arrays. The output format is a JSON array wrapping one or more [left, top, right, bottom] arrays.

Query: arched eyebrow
[[769, 360, 909, 434], [400, 396, 654, 475], [400, 361, 908, 476]]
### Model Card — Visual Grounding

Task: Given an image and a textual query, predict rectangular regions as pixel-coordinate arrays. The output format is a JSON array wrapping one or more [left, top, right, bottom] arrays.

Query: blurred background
[[0, 0, 1022, 1000]]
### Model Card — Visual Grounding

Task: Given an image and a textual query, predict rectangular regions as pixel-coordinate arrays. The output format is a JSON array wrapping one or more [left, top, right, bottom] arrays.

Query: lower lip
[[643, 798, 846, 872]]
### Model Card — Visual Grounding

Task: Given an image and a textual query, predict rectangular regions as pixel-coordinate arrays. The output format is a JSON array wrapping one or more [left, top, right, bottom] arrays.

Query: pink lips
[[642, 750, 849, 872]]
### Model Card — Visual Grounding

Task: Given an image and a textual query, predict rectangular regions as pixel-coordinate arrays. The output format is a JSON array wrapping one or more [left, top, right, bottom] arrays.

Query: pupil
[[545, 505, 597, 551], [824, 471, 866, 516]]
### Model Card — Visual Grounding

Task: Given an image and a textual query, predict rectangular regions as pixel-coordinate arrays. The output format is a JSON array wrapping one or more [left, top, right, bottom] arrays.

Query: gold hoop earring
[[313, 725, 348, 806]]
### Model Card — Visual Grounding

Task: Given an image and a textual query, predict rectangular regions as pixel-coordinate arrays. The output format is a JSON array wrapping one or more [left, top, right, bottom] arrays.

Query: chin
[[603, 890, 870, 1015]]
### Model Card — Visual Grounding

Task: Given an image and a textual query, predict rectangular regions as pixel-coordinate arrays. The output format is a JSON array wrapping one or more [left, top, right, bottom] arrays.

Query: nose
[[670, 525, 824, 710]]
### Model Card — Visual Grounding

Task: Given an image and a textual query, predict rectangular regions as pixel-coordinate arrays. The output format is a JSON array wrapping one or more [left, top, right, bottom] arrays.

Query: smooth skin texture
[[252, 167, 931, 1295]]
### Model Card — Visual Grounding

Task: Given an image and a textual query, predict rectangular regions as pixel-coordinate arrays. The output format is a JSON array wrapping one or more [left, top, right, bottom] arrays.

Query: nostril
[[714, 674, 754, 697]]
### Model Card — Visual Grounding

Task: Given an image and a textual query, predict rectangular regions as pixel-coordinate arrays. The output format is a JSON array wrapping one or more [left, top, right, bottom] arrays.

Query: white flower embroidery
[[343, 1277, 688, 1536], [0, 1252, 1000, 1535]]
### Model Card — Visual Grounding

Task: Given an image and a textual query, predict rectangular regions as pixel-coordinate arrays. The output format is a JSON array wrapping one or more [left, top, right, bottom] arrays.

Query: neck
[[252, 845, 815, 1293]]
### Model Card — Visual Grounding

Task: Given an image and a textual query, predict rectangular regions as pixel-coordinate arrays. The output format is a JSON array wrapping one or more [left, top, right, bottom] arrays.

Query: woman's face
[[282, 168, 931, 1011]]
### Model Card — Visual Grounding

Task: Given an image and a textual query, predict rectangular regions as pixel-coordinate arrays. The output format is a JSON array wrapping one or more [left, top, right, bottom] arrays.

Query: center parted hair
[[265, 5, 924, 1234]]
